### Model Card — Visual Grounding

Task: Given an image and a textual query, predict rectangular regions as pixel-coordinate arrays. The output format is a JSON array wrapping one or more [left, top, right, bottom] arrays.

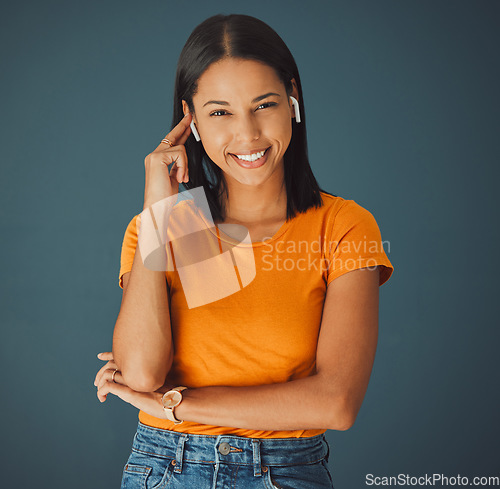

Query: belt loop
[[251, 438, 262, 477], [174, 433, 189, 474], [324, 434, 330, 463]]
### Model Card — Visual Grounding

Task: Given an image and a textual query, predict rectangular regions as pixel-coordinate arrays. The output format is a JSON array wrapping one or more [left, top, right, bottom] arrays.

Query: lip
[[230, 147, 271, 169]]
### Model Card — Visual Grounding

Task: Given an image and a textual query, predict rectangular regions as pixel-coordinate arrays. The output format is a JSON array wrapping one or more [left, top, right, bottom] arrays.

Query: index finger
[[97, 352, 113, 361], [160, 112, 193, 149]]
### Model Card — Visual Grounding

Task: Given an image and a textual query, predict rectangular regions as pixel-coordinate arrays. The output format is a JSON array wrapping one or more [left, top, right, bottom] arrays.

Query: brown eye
[[257, 102, 277, 110], [209, 110, 228, 117]]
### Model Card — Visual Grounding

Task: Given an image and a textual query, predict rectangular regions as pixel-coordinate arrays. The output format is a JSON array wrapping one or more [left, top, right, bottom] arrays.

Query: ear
[[288, 78, 300, 120], [181, 100, 196, 123], [289, 78, 299, 105]]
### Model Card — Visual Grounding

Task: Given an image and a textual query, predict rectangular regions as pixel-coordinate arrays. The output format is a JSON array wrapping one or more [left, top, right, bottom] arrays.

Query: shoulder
[[320, 194, 394, 286], [313, 191, 375, 227], [318, 191, 347, 215], [317, 194, 389, 260], [318, 192, 378, 225], [293, 191, 376, 232]]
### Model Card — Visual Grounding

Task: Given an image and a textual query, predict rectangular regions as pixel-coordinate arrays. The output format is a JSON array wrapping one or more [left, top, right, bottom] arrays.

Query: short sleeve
[[118, 214, 141, 289], [325, 200, 394, 286]]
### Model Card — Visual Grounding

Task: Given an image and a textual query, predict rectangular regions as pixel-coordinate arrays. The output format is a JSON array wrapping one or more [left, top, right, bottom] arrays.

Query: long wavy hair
[[171, 13, 336, 223]]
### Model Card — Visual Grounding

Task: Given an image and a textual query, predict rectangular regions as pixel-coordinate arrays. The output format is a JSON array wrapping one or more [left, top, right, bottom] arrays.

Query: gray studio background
[[1, 1, 498, 487]]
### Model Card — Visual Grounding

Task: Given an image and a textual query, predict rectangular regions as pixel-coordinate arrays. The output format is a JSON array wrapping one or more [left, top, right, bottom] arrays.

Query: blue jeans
[[121, 421, 335, 488]]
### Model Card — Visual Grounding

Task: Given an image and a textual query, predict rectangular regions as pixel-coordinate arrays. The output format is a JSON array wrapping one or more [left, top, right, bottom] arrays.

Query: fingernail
[[97, 353, 102, 358], [183, 113, 189, 118]]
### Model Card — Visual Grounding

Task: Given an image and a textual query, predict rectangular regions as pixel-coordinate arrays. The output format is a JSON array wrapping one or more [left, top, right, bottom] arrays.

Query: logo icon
[[137, 186, 256, 308]]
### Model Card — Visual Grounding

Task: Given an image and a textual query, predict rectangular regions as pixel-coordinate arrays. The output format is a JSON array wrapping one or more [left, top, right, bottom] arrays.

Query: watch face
[[162, 390, 182, 409]]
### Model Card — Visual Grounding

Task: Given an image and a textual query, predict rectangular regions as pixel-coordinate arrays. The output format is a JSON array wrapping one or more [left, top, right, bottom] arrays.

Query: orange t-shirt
[[118, 190, 394, 438]]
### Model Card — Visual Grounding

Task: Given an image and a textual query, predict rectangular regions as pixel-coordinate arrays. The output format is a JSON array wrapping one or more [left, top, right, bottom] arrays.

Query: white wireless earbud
[[190, 119, 201, 141], [290, 96, 301, 123]]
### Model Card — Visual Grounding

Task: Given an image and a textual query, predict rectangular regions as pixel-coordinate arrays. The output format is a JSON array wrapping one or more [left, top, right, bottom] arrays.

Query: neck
[[218, 166, 287, 225]]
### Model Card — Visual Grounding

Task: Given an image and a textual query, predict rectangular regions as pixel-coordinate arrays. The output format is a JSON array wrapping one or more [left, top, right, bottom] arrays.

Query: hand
[[143, 112, 193, 210], [94, 352, 171, 419]]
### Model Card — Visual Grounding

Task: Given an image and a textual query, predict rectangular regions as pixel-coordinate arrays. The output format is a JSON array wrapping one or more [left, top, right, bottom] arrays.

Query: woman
[[94, 13, 394, 489]]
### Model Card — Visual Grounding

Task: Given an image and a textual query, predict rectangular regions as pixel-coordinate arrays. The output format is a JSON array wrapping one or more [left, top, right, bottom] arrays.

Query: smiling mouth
[[229, 147, 271, 169]]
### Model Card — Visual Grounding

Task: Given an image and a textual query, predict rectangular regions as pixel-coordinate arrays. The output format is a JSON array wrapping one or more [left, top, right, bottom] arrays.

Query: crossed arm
[[94, 266, 380, 432]]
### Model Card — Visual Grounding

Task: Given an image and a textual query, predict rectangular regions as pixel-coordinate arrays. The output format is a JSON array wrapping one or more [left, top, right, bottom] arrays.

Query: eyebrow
[[202, 92, 281, 108]]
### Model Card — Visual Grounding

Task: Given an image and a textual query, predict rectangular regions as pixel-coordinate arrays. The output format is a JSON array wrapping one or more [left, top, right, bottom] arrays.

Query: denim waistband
[[132, 421, 330, 474]]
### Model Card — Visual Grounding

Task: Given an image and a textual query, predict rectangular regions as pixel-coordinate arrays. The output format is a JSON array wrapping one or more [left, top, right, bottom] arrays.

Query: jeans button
[[218, 442, 231, 455]]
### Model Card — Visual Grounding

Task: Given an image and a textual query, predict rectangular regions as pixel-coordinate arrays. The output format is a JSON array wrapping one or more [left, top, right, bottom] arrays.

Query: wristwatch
[[161, 386, 188, 424]]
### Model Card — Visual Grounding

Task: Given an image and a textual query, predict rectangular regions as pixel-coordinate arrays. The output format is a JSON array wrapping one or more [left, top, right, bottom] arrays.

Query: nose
[[233, 113, 261, 142]]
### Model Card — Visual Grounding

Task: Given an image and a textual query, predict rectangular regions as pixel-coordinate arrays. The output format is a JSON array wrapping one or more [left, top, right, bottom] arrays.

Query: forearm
[[174, 374, 350, 432], [113, 209, 173, 392]]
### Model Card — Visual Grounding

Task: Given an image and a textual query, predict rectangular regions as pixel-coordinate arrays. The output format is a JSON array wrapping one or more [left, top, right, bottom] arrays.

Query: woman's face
[[183, 58, 299, 188]]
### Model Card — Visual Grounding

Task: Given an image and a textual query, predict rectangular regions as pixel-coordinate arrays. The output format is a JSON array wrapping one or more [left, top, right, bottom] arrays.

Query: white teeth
[[234, 149, 266, 162]]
